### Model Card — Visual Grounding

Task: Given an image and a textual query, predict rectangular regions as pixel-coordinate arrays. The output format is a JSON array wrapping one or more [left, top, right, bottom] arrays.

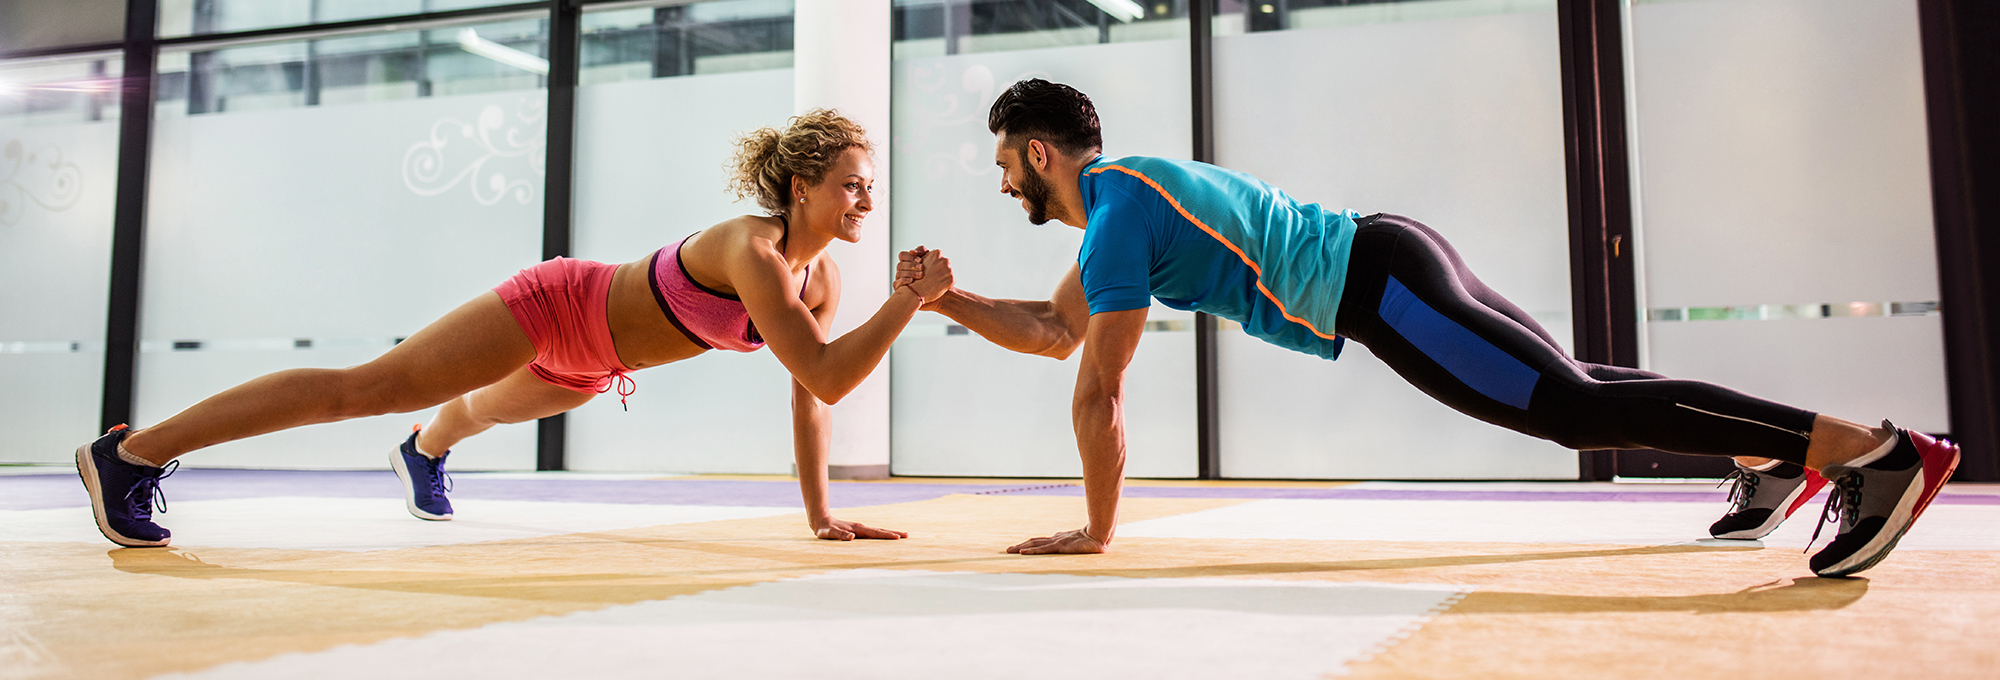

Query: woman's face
[[796, 146, 875, 244]]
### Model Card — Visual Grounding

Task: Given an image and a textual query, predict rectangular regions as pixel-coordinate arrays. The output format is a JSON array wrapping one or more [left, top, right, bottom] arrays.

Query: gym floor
[[3, 468, 1996, 679]]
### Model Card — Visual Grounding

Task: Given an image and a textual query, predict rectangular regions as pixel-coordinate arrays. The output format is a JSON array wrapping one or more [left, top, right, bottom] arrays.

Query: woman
[[77, 110, 951, 548]]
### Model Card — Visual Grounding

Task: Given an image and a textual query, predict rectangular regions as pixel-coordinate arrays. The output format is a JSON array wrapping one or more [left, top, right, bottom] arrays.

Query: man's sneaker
[[1710, 461, 1828, 540], [390, 428, 453, 521], [1809, 421, 1961, 577], [74, 425, 176, 547]]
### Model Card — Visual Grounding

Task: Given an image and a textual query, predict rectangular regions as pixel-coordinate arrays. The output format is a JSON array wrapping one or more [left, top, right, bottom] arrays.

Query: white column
[[795, 0, 893, 479]]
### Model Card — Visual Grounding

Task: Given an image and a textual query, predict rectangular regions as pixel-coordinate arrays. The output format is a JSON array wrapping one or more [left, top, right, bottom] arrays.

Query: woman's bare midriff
[[605, 258, 708, 370]]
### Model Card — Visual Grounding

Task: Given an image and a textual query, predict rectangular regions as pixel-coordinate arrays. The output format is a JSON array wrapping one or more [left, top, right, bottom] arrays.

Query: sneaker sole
[[1813, 439, 1961, 578], [73, 443, 170, 548], [1713, 471, 1830, 540], [388, 447, 452, 521]]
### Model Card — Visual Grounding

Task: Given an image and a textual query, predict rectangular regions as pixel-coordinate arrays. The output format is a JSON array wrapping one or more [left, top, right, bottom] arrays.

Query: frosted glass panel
[[1212, 7, 1576, 479], [890, 37, 1197, 478], [140, 89, 546, 469], [0, 57, 121, 463], [1631, 0, 1946, 431], [566, 68, 799, 474]]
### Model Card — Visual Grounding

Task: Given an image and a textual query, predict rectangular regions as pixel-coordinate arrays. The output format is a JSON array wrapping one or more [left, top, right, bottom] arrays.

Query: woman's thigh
[[347, 292, 538, 409], [460, 366, 598, 424]]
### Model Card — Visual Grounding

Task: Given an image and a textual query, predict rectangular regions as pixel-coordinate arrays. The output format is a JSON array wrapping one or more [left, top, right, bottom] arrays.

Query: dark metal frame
[[99, 0, 161, 432], [1188, 0, 1221, 479], [1918, 0, 2000, 482], [1555, 0, 1642, 481], [537, 0, 583, 471]]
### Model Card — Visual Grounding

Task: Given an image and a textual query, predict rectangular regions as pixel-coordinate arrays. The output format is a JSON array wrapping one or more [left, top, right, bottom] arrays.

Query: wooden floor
[[3, 469, 1996, 679]]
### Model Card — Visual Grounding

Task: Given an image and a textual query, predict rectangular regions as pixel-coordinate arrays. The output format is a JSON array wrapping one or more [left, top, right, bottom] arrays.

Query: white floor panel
[[0, 498, 797, 551], [159, 569, 1471, 680], [1119, 498, 2000, 550]]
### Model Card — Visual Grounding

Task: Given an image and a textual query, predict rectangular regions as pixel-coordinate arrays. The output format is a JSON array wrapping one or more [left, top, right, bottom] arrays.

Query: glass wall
[[1629, 0, 1947, 432], [154, 16, 551, 118], [157, 0, 538, 39], [139, 20, 550, 469], [889, 0, 1198, 478], [1210, 0, 1577, 479], [6, 0, 1951, 477], [565, 0, 799, 474], [0, 55, 123, 463]]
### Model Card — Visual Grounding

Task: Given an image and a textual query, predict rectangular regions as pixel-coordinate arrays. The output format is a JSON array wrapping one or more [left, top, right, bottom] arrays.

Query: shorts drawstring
[[602, 372, 637, 411]]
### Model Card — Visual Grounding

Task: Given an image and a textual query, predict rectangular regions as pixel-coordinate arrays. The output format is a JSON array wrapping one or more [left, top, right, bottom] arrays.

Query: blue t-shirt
[[1076, 156, 1359, 360]]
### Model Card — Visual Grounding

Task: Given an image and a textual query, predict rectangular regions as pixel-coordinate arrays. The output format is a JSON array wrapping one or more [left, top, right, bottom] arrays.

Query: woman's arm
[[726, 235, 952, 404], [790, 256, 907, 540]]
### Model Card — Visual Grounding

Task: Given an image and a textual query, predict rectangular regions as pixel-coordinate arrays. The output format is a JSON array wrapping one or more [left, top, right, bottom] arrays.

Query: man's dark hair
[[987, 78, 1103, 157]]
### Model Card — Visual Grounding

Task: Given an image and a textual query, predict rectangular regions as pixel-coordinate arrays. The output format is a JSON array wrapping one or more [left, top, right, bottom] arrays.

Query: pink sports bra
[[649, 229, 810, 353]]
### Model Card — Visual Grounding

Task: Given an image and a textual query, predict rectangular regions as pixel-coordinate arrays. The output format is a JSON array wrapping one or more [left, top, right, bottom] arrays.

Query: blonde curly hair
[[727, 109, 874, 215]]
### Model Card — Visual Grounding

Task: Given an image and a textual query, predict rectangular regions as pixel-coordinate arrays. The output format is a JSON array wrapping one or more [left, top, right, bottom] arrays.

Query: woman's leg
[[121, 292, 535, 464], [416, 366, 596, 453], [1335, 215, 1888, 469]]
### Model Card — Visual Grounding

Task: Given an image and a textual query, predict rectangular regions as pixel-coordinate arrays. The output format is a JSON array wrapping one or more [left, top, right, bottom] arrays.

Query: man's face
[[995, 133, 1055, 226]]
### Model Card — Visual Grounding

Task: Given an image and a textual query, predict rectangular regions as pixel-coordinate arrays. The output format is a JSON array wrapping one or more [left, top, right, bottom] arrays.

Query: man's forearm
[[1074, 381, 1126, 544], [930, 288, 1079, 358]]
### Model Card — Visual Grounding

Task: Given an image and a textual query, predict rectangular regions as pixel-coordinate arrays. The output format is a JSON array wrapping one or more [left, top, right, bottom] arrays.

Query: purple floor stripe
[[0, 470, 1025, 511], [991, 485, 2000, 505], [5, 470, 1996, 512]]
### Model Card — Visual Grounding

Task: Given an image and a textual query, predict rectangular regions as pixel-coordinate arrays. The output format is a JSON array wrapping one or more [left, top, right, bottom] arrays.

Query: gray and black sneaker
[[1710, 461, 1828, 540], [1808, 421, 1961, 578]]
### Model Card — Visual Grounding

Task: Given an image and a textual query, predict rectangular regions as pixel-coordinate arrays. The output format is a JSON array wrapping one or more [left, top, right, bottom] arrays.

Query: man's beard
[[1017, 154, 1056, 226]]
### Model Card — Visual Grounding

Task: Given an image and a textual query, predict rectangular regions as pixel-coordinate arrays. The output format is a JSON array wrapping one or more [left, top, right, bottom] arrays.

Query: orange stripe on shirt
[[1086, 164, 1340, 340]]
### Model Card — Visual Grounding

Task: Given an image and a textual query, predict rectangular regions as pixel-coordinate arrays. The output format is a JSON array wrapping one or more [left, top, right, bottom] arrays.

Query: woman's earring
[[799, 198, 806, 203]]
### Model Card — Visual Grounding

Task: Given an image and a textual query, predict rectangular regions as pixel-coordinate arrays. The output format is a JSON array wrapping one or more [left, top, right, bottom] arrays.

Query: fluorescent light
[[456, 28, 550, 75], [1084, 0, 1145, 23]]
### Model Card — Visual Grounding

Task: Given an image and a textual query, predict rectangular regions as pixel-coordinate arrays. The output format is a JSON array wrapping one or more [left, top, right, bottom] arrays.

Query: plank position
[[898, 79, 1958, 577], [78, 110, 952, 547]]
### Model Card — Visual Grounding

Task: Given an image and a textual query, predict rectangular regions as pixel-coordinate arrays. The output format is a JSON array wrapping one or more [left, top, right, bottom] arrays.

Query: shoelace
[[1807, 473, 1864, 552], [1717, 469, 1759, 513], [125, 460, 179, 520], [425, 455, 453, 500]]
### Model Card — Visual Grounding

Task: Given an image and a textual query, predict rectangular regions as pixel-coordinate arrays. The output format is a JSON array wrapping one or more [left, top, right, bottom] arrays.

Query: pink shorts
[[493, 257, 635, 396]]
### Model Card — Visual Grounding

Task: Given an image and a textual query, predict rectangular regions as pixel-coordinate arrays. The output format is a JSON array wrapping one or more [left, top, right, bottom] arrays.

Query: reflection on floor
[[2, 468, 1996, 679]]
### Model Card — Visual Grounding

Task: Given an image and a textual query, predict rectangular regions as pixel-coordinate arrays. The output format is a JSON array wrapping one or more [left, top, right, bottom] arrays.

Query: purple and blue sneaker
[[74, 424, 177, 547], [390, 428, 453, 521]]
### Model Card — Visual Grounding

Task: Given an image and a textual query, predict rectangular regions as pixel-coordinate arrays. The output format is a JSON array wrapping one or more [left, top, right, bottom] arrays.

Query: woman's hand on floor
[[813, 517, 909, 541]]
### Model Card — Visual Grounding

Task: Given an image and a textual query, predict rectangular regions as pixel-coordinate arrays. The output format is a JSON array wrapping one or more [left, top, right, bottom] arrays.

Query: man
[[897, 78, 1957, 577]]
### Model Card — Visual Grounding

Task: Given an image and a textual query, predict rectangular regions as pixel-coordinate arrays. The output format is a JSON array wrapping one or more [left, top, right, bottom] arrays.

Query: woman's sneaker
[[1710, 461, 1828, 540], [75, 425, 177, 547], [1809, 422, 1961, 577], [390, 428, 453, 521]]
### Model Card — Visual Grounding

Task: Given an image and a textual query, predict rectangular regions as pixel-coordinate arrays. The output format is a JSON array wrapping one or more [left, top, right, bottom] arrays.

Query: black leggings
[[1332, 214, 1815, 464]]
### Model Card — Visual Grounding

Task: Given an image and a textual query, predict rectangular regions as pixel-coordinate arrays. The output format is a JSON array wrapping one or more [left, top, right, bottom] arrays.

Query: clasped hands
[[896, 246, 953, 305], [895, 246, 954, 310]]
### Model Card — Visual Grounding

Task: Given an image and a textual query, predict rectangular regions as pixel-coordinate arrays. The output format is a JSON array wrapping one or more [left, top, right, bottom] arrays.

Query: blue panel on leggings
[[1378, 276, 1539, 409]]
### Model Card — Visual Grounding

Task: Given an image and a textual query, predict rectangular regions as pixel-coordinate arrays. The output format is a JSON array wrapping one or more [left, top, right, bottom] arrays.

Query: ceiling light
[[1084, 0, 1145, 23], [456, 28, 550, 75]]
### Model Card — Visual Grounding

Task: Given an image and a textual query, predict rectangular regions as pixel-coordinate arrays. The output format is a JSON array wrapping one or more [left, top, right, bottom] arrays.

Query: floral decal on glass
[[0, 140, 83, 227], [402, 98, 546, 206]]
